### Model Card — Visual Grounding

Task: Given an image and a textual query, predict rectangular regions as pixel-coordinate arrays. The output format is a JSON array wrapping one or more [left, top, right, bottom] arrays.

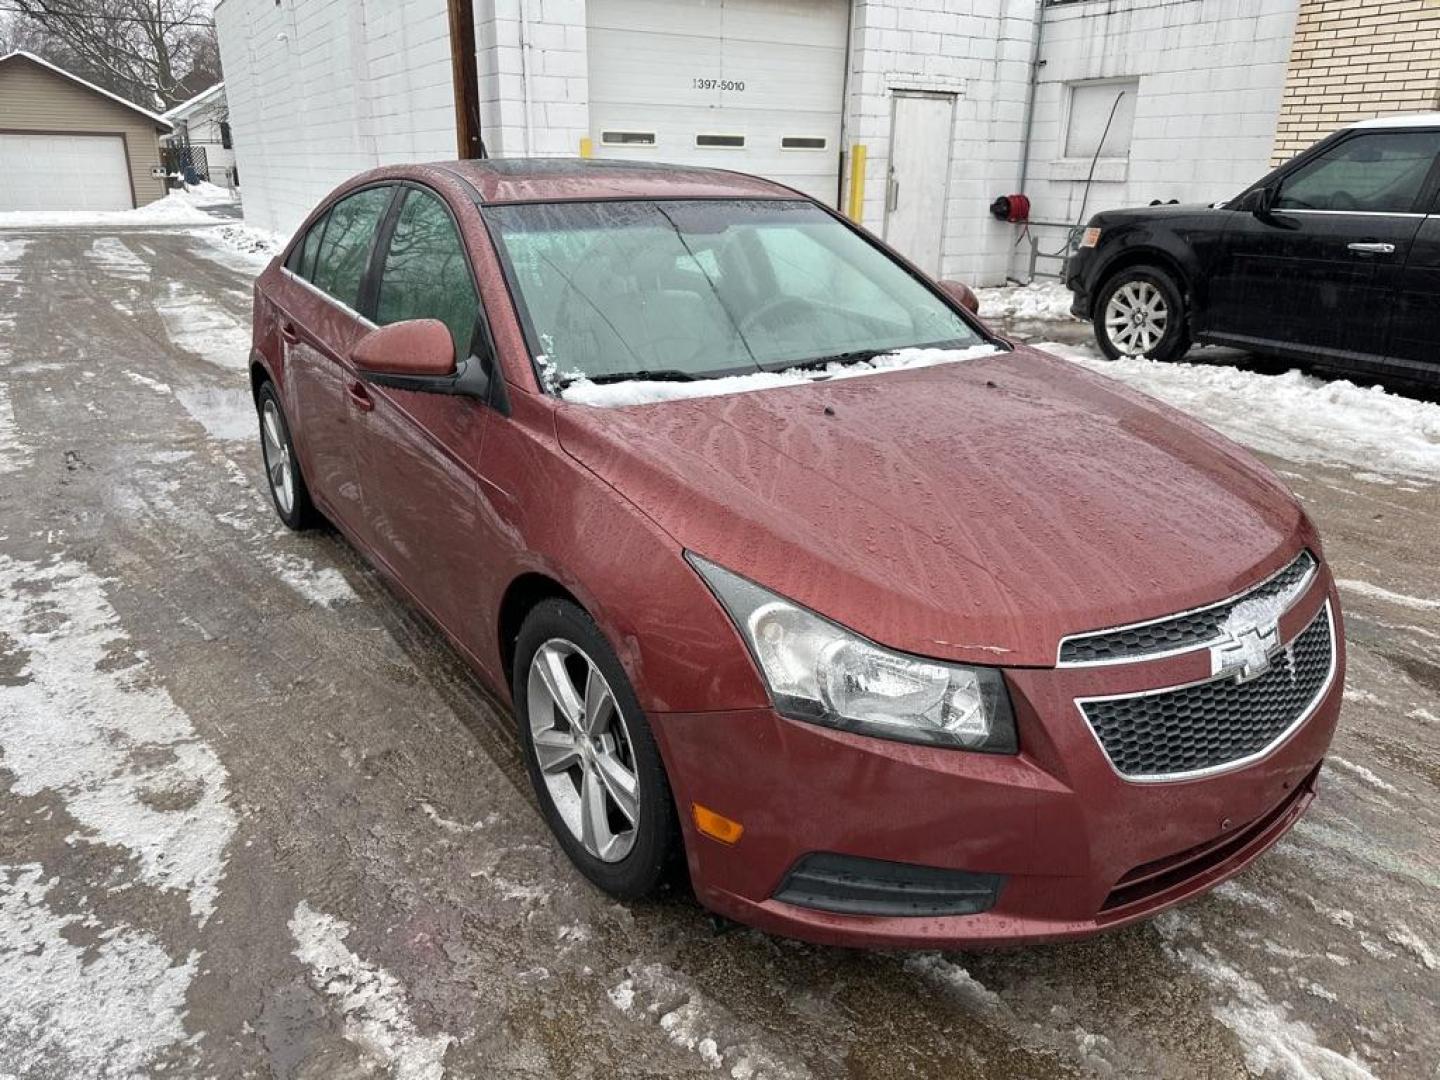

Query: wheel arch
[[497, 571, 585, 688], [1093, 247, 1192, 303], [249, 348, 274, 404]]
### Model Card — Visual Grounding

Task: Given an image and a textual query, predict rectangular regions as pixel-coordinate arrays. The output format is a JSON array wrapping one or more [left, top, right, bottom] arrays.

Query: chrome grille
[[1079, 603, 1334, 781], [1059, 551, 1317, 665]]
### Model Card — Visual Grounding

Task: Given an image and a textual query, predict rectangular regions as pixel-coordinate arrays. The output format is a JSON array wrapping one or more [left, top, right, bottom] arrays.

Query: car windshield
[[484, 199, 988, 387]]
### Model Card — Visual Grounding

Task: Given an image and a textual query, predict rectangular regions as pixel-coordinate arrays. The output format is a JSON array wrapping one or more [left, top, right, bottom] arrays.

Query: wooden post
[[447, 0, 484, 158]]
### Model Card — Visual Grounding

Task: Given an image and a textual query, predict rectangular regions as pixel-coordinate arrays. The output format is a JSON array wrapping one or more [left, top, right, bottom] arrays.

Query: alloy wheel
[[1103, 280, 1169, 357], [526, 639, 641, 863], [260, 398, 295, 516]]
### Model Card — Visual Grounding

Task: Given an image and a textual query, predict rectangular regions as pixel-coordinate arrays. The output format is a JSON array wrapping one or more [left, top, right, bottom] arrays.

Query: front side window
[[485, 199, 986, 386], [375, 189, 479, 359], [310, 186, 392, 310], [1277, 131, 1439, 213]]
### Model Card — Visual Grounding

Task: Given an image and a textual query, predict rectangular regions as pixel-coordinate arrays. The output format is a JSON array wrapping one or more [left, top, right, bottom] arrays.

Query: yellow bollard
[[847, 144, 866, 222]]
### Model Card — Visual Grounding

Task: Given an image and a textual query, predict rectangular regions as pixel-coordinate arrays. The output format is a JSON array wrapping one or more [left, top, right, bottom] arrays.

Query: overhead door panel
[[588, 0, 848, 204], [0, 133, 132, 212]]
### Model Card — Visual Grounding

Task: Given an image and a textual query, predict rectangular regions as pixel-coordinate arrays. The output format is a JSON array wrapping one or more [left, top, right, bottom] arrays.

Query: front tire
[[257, 381, 317, 530], [513, 599, 679, 899], [1093, 265, 1191, 362]]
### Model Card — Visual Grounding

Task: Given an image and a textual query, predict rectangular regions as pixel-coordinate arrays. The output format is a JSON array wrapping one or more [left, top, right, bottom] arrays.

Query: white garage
[[0, 50, 171, 211], [586, 0, 850, 205], [0, 133, 134, 212]]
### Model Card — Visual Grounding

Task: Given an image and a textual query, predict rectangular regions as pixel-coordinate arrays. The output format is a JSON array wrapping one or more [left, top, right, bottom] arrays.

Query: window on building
[[1064, 80, 1139, 160], [1277, 131, 1440, 214], [310, 186, 392, 310], [375, 189, 480, 359], [220, 121, 233, 150]]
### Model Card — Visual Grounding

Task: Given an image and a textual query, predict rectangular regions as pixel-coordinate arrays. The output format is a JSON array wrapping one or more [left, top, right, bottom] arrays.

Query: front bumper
[[651, 579, 1343, 950]]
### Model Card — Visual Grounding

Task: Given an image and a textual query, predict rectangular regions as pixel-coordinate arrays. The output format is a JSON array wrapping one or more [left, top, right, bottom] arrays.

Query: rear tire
[[513, 599, 679, 900], [257, 381, 317, 530], [1093, 265, 1191, 362]]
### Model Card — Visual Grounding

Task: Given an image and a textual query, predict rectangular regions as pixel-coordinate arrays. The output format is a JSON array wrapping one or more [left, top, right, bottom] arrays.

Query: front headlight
[[687, 554, 1018, 753]]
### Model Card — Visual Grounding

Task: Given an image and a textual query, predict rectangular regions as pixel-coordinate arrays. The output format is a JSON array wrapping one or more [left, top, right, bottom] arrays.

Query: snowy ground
[[0, 223, 1436, 1079]]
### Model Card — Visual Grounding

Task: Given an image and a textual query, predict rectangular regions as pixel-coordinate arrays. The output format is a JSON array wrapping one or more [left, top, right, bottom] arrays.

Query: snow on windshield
[[559, 344, 1003, 407]]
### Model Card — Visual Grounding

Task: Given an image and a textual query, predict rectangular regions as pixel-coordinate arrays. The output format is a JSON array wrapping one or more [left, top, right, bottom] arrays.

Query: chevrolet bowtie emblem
[[1211, 621, 1279, 684]]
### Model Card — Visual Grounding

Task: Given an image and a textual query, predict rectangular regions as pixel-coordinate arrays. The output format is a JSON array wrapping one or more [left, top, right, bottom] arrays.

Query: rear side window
[[289, 212, 328, 280], [1277, 131, 1440, 214], [311, 186, 392, 310], [374, 189, 479, 358]]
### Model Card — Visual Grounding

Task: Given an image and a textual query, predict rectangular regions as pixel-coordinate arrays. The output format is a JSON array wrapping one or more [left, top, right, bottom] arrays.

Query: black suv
[[1066, 116, 1440, 387]]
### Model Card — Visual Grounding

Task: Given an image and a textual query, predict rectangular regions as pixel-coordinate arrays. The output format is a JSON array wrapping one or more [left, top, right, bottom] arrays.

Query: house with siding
[[216, 0, 1440, 285], [162, 82, 239, 188], [0, 50, 172, 211]]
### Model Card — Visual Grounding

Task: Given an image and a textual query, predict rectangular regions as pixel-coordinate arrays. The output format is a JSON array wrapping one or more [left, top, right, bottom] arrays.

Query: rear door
[[278, 185, 395, 532], [349, 185, 490, 639], [1205, 130, 1435, 360], [1386, 141, 1440, 383]]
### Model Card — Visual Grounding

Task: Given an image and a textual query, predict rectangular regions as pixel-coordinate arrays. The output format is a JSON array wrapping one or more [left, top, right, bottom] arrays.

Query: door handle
[[348, 379, 374, 412], [1347, 242, 1396, 255], [280, 321, 300, 344]]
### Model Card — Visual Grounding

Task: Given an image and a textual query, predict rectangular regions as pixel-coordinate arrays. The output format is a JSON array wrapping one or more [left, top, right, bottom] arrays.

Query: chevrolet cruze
[[249, 159, 1344, 948]]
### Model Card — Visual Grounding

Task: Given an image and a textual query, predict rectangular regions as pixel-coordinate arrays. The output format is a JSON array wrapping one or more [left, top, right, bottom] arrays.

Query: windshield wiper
[[561, 368, 698, 387], [763, 347, 889, 374]]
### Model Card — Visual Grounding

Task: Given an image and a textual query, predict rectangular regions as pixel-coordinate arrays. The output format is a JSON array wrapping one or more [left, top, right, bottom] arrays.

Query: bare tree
[[4, 0, 220, 109]]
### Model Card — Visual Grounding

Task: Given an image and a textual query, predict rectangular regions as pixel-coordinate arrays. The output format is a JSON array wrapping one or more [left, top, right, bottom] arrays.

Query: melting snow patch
[[1325, 756, 1398, 795], [0, 237, 30, 284], [976, 281, 1078, 322], [290, 901, 453, 1080], [902, 951, 1003, 1011], [608, 962, 810, 1078], [0, 383, 27, 473], [1384, 924, 1438, 971], [175, 385, 255, 442], [188, 223, 287, 272], [0, 554, 236, 921], [125, 371, 173, 395], [154, 281, 250, 371], [1038, 341, 1440, 481], [85, 237, 150, 281], [560, 345, 1002, 408], [267, 553, 357, 608], [0, 865, 197, 1078], [1335, 579, 1440, 612]]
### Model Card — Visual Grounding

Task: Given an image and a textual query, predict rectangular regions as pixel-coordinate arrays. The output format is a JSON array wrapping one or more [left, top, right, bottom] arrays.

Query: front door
[[1203, 130, 1435, 359], [349, 185, 490, 640], [1386, 172, 1440, 382], [884, 92, 955, 276]]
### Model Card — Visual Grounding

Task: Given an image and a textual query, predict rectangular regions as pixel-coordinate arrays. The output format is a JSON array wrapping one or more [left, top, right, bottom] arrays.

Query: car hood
[[554, 345, 1309, 668]]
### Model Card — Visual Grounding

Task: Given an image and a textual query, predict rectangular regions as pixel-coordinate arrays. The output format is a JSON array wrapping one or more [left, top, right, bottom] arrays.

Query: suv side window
[[374, 188, 480, 358], [1277, 131, 1440, 214], [310, 186, 393, 310]]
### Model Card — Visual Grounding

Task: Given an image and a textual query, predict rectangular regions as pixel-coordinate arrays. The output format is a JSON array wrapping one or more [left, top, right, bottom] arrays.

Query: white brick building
[[218, 0, 1315, 285]]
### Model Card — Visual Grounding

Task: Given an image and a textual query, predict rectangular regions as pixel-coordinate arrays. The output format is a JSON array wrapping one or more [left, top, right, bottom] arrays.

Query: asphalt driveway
[[0, 223, 1436, 1079]]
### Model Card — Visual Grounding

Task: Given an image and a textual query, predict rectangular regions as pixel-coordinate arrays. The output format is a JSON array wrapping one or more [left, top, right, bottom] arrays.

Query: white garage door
[[587, 0, 849, 205], [0, 133, 133, 212]]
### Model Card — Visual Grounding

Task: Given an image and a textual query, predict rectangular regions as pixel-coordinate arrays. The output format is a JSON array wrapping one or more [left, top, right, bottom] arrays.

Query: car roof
[[1348, 112, 1440, 130], [404, 157, 809, 204]]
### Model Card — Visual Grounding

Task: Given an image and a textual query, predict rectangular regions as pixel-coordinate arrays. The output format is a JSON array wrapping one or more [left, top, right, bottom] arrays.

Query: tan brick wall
[[1271, 0, 1440, 163]]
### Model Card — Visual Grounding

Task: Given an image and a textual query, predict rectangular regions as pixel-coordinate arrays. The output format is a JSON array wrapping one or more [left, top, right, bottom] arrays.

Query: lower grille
[[1080, 603, 1334, 780], [773, 852, 1004, 917]]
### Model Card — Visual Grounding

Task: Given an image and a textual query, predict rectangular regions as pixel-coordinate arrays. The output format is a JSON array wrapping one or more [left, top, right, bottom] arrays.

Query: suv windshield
[[484, 199, 987, 387]]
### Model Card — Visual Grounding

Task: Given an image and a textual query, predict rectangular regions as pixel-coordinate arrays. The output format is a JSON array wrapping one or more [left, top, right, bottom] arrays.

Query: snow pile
[[976, 280, 1078, 322], [560, 344, 1002, 408], [193, 223, 288, 269], [0, 188, 221, 227], [290, 901, 454, 1080], [1039, 341, 1440, 481]]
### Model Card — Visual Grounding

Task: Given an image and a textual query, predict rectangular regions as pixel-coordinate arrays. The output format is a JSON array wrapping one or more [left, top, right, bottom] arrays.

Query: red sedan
[[248, 159, 1343, 948]]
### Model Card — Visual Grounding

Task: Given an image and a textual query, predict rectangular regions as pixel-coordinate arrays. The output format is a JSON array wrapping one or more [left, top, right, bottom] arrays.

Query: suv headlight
[[688, 554, 1018, 753]]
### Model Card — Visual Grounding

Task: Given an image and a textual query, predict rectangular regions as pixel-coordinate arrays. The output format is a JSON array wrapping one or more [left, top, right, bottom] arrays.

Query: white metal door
[[587, 0, 848, 204], [883, 94, 955, 276], [0, 133, 132, 211]]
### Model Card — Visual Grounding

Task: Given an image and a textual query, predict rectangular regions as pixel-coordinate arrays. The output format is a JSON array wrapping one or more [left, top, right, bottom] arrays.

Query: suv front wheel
[[1093, 265, 1191, 363]]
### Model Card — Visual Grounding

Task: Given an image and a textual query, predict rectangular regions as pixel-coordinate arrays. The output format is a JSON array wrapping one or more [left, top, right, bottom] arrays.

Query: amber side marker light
[[692, 803, 744, 845]]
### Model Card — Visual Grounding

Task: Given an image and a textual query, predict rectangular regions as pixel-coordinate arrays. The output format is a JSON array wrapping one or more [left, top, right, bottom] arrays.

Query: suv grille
[[1079, 603, 1333, 780], [1059, 551, 1316, 665]]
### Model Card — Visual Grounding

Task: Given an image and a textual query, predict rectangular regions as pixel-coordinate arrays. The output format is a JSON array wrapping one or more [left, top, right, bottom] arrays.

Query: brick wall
[[1272, 0, 1440, 163]]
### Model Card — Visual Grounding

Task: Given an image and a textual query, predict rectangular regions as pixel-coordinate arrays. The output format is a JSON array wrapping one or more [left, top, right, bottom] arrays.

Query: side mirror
[[1236, 185, 1277, 216], [352, 319, 507, 412], [937, 279, 980, 314]]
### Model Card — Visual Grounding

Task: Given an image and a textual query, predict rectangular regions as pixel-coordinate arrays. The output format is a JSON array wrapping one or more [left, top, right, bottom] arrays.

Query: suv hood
[[555, 346, 1309, 667]]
